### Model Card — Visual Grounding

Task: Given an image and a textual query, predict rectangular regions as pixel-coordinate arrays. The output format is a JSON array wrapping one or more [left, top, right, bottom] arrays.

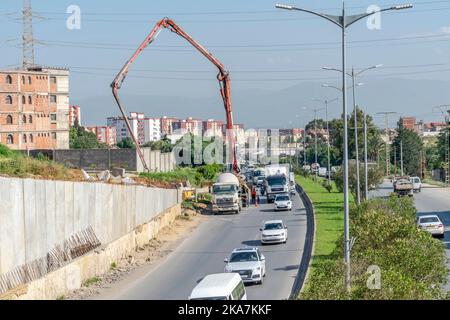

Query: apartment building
[[85, 126, 117, 146], [399, 116, 416, 131], [203, 119, 224, 137], [69, 105, 81, 126], [174, 117, 203, 136], [161, 116, 179, 136], [107, 113, 161, 145], [0, 66, 70, 150], [144, 117, 161, 142]]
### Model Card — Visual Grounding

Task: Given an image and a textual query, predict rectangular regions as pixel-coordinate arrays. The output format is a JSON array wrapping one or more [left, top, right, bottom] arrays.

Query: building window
[[50, 114, 57, 122], [52, 132, 56, 140], [22, 115, 27, 124], [22, 76, 25, 85], [50, 95, 57, 103], [23, 134, 27, 143], [6, 115, 13, 125], [6, 134, 13, 144], [5, 95, 12, 104], [22, 96, 26, 104], [29, 115, 33, 123], [28, 76, 32, 84], [29, 134, 33, 143], [28, 96, 32, 105], [51, 76, 57, 84], [6, 75, 12, 84]]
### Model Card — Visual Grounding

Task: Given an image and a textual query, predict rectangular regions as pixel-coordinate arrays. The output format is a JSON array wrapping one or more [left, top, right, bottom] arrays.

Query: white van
[[188, 273, 247, 300]]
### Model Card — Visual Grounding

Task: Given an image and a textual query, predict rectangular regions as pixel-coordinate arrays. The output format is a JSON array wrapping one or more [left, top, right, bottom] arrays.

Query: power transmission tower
[[377, 112, 397, 176], [22, 0, 35, 69]]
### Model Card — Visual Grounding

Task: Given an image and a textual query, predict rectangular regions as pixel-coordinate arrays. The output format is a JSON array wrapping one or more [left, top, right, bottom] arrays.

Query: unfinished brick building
[[0, 66, 70, 150]]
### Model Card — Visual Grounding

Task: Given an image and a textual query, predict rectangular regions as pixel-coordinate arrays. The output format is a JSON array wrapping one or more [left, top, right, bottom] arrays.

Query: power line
[[37, 33, 450, 49], [65, 61, 450, 73], [29, 1, 450, 16], [14, 6, 450, 24], [69, 66, 450, 82]]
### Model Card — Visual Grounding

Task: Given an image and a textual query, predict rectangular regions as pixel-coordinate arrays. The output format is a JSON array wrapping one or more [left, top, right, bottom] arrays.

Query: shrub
[[301, 195, 448, 300]]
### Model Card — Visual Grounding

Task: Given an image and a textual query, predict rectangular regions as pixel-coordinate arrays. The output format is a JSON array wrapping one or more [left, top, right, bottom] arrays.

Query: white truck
[[264, 164, 291, 203], [212, 173, 248, 214]]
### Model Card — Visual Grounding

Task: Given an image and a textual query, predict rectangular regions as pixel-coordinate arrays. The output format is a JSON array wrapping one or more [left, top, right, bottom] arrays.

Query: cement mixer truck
[[211, 173, 250, 215]]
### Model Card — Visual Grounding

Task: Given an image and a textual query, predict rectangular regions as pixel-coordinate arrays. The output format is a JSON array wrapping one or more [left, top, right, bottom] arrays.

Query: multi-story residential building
[[0, 66, 70, 150], [144, 117, 161, 142], [69, 105, 81, 126], [399, 116, 416, 131], [174, 117, 203, 136], [107, 112, 145, 145], [203, 119, 224, 137], [108, 113, 163, 145], [160, 116, 179, 136], [85, 126, 117, 146]]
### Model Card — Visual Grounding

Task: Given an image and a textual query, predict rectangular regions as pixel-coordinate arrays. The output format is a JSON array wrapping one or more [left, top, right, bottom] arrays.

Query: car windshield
[[264, 223, 283, 230], [268, 177, 286, 185], [213, 185, 237, 194], [420, 217, 439, 223], [276, 196, 289, 201], [230, 252, 258, 263]]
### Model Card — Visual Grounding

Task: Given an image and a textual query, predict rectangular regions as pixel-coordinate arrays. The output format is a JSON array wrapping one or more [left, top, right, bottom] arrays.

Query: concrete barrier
[[0, 204, 181, 300], [0, 176, 179, 294], [31, 148, 176, 173]]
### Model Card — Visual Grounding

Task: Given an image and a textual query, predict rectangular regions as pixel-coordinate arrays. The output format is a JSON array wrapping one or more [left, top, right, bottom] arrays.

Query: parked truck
[[393, 176, 414, 197], [211, 173, 250, 214], [264, 164, 291, 203]]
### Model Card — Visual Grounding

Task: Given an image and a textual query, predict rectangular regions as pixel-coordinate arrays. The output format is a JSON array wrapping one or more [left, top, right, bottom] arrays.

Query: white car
[[410, 176, 422, 193], [274, 194, 292, 211], [224, 248, 266, 284], [417, 215, 445, 238], [260, 220, 288, 245]]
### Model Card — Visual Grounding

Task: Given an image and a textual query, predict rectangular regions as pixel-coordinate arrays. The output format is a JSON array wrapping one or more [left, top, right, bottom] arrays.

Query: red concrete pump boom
[[111, 17, 238, 173]]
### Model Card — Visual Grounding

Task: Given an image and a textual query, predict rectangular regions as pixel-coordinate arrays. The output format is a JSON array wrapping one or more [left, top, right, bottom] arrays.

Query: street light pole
[[364, 113, 369, 200], [323, 64, 382, 204], [313, 97, 338, 187], [315, 109, 318, 182], [400, 140, 404, 176], [351, 68, 361, 205], [276, 1, 412, 291]]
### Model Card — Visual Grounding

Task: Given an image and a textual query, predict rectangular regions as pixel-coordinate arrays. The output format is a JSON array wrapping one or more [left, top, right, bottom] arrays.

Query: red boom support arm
[[111, 17, 238, 173]]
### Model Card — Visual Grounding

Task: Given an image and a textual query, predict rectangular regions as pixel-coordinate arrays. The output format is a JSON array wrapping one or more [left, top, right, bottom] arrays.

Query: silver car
[[417, 215, 445, 238], [224, 248, 266, 284]]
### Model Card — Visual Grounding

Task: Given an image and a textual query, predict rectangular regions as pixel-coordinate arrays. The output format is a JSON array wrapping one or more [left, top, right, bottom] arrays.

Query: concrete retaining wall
[[0, 176, 179, 280], [1, 204, 181, 300], [28, 148, 176, 173]]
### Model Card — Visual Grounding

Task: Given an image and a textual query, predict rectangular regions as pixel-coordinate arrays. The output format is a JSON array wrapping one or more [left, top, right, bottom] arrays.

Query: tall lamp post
[[313, 97, 339, 187], [323, 65, 382, 204], [275, 1, 412, 290]]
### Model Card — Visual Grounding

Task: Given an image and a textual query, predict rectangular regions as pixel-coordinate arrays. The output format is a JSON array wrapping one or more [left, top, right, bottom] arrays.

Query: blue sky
[[1, 0, 450, 126]]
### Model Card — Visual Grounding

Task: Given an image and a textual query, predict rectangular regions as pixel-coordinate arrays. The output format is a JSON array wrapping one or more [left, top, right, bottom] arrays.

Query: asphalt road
[[99, 191, 307, 300], [370, 180, 450, 293]]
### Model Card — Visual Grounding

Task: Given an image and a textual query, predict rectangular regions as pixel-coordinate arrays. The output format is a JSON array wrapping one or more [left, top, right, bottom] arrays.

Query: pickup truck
[[393, 176, 414, 197]]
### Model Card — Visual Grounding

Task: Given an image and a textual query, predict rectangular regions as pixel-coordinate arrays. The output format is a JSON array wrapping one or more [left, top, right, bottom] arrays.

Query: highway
[[98, 190, 308, 300], [370, 180, 450, 293]]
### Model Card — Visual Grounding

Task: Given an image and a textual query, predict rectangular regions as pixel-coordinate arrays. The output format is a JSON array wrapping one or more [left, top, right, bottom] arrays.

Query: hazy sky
[[1, 0, 450, 127]]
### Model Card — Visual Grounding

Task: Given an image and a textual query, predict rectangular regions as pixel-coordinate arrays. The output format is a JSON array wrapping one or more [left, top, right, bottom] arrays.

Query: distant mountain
[[73, 78, 450, 129]]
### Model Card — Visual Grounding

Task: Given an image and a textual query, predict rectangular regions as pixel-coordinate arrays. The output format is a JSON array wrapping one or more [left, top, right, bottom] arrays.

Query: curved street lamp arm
[[275, 4, 343, 28]]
